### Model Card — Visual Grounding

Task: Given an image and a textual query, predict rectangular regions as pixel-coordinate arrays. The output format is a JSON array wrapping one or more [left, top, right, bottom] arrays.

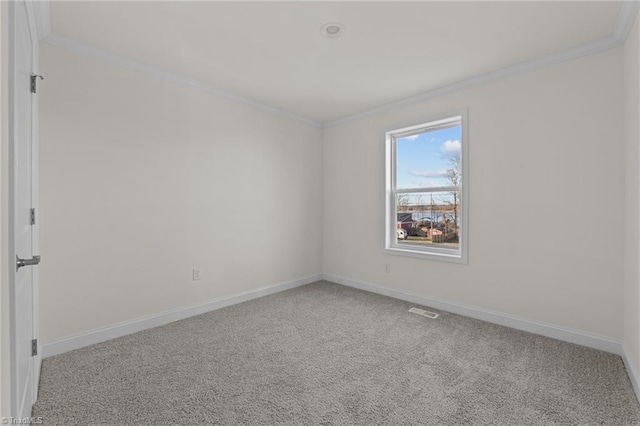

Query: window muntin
[[385, 113, 466, 262]]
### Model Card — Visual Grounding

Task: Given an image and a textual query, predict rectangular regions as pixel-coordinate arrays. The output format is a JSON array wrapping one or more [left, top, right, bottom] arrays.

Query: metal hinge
[[30, 208, 35, 225], [30, 74, 43, 94], [31, 339, 37, 356]]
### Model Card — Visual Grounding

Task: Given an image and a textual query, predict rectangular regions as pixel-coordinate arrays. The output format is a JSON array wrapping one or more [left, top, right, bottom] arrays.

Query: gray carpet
[[33, 281, 640, 425]]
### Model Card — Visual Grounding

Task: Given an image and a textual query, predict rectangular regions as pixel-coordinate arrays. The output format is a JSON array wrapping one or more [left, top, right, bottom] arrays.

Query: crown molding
[[40, 0, 635, 129], [613, 1, 640, 41], [324, 1, 637, 127], [42, 33, 322, 128], [323, 36, 622, 127], [31, 0, 51, 41]]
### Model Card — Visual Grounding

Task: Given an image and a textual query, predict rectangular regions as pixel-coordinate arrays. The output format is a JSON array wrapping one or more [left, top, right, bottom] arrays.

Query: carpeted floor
[[33, 281, 640, 425]]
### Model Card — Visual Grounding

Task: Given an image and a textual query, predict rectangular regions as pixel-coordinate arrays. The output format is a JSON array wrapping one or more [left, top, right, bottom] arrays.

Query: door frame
[[1, 0, 41, 419]]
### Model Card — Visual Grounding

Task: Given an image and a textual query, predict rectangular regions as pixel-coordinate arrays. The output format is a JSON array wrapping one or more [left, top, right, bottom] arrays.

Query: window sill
[[383, 245, 467, 264]]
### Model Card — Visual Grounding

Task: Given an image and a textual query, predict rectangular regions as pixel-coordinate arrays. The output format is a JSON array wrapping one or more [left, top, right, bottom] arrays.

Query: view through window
[[385, 113, 466, 262]]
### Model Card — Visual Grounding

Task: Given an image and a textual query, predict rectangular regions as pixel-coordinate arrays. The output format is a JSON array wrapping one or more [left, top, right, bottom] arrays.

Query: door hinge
[[31, 339, 37, 356], [30, 208, 36, 225], [30, 74, 43, 94]]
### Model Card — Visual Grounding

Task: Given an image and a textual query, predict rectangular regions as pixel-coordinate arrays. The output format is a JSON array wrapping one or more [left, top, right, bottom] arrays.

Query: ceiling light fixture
[[320, 22, 344, 39]]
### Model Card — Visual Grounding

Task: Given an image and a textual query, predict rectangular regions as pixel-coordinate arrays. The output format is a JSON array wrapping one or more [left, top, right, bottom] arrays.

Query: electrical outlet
[[192, 268, 202, 281], [384, 264, 391, 273]]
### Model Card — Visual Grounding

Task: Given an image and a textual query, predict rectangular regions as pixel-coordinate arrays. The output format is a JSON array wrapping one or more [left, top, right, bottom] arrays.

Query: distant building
[[397, 213, 413, 235]]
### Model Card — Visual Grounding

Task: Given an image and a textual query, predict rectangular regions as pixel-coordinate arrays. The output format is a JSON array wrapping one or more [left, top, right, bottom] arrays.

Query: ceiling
[[48, 1, 625, 125]]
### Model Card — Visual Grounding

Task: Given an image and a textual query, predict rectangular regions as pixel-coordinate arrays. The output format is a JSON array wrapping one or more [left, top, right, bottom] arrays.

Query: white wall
[[323, 48, 624, 340], [39, 32, 633, 355], [624, 12, 640, 380], [39, 44, 323, 343]]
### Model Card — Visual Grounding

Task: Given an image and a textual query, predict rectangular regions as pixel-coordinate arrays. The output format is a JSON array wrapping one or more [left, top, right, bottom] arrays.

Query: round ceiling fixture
[[320, 22, 344, 38]]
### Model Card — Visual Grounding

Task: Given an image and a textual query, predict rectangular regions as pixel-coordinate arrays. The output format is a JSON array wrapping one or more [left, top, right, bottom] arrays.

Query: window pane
[[396, 124, 461, 190], [395, 191, 460, 250]]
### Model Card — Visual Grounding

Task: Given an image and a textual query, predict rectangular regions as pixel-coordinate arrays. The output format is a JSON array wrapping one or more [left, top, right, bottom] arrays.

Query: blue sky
[[396, 125, 461, 189]]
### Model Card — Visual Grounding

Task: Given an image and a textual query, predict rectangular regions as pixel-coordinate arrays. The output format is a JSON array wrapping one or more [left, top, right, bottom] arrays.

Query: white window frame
[[384, 110, 468, 264]]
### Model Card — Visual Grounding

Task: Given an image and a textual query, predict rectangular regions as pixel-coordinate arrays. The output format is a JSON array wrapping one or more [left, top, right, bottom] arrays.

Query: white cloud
[[440, 140, 461, 157], [410, 170, 448, 178], [401, 134, 420, 141], [408, 178, 445, 188]]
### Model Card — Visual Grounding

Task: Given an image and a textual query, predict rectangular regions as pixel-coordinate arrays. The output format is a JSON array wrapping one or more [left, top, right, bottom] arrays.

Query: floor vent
[[408, 307, 439, 319]]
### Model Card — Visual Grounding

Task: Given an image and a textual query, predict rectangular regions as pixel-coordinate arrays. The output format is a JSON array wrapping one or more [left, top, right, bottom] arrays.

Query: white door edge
[[3, 0, 40, 419], [25, 0, 41, 403]]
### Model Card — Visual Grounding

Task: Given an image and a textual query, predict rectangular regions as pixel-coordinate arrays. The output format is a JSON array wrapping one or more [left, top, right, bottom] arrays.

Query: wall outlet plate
[[192, 269, 202, 281]]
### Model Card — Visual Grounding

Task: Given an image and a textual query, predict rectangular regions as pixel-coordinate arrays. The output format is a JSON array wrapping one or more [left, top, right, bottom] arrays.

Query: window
[[384, 112, 467, 263]]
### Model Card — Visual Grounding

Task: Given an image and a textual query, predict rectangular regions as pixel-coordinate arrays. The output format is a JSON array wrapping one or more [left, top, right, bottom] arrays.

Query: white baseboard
[[43, 272, 624, 359], [43, 273, 637, 402], [322, 274, 623, 355], [42, 274, 321, 358], [622, 346, 640, 404]]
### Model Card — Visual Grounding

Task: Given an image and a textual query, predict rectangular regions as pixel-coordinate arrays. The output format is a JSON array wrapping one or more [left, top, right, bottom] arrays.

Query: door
[[10, 0, 40, 418]]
